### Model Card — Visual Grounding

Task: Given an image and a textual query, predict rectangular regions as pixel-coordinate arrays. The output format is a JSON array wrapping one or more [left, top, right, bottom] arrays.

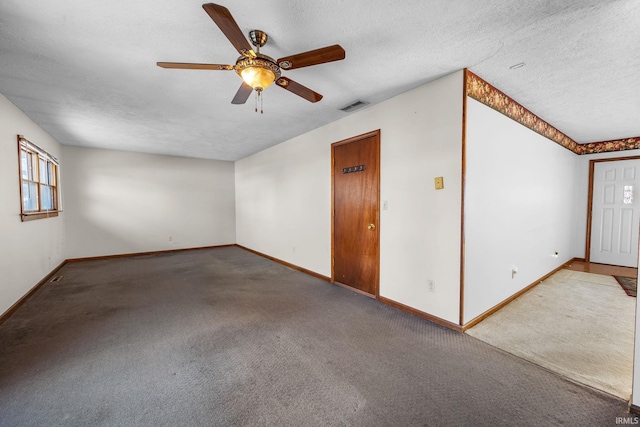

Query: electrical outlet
[[428, 280, 435, 292], [169, 236, 173, 242]]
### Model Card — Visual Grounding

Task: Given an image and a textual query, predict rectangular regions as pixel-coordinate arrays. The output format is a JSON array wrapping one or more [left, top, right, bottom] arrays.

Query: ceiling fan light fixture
[[236, 57, 281, 91], [240, 67, 275, 91], [159, 6, 345, 108]]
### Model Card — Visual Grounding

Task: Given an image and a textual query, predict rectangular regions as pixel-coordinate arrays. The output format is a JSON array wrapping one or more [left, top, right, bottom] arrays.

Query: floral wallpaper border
[[465, 69, 640, 155], [577, 137, 640, 155]]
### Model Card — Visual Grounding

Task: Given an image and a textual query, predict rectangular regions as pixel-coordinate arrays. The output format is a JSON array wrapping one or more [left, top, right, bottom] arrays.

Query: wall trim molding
[[2, 244, 305, 325], [65, 245, 236, 262], [629, 403, 640, 416], [379, 296, 463, 332], [4, 243, 520, 335], [236, 245, 464, 331], [5, 243, 468, 335], [235, 244, 331, 282], [0, 244, 581, 336], [461, 258, 577, 331], [0, 260, 67, 326], [465, 70, 640, 155]]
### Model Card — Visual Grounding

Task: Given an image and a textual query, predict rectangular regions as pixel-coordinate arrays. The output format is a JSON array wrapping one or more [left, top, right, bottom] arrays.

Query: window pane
[[23, 182, 38, 211], [39, 159, 48, 184], [48, 163, 55, 186], [30, 153, 37, 181], [41, 185, 53, 210], [30, 182, 39, 210], [21, 182, 28, 207], [624, 185, 634, 204], [20, 150, 29, 180]]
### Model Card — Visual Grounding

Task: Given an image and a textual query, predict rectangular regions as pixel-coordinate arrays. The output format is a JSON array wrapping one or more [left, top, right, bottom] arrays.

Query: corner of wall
[[0, 94, 66, 315]]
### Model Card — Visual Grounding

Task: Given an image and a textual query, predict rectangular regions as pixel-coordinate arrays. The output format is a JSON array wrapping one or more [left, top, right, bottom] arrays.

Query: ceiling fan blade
[[231, 82, 253, 104], [157, 62, 234, 70], [202, 3, 256, 58], [277, 45, 345, 70], [275, 77, 323, 103]]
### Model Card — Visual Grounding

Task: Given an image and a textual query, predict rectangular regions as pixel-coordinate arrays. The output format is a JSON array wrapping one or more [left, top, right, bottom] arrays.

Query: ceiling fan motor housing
[[249, 30, 268, 48]]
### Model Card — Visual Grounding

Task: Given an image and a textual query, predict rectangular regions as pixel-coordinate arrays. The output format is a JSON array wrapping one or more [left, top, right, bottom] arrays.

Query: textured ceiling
[[0, 0, 638, 161]]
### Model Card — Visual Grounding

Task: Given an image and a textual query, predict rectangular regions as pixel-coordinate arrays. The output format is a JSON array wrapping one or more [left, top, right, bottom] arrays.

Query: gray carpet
[[0, 247, 633, 426]]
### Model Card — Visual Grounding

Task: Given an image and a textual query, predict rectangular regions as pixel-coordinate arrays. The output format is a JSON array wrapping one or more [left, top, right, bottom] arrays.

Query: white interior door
[[590, 159, 640, 267]]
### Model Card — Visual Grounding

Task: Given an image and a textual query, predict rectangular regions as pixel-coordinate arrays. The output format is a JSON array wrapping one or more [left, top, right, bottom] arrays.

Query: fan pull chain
[[254, 91, 264, 114]]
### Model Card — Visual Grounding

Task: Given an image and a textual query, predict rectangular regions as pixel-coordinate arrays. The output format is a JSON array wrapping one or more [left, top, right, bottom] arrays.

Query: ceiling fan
[[157, 3, 346, 113]]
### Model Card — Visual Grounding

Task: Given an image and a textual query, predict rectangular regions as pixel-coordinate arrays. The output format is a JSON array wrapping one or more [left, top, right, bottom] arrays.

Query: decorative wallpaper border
[[465, 69, 640, 155], [578, 137, 640, 155]]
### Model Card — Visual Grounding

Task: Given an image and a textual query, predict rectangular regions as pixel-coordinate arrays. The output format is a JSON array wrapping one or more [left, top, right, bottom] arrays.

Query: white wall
[[62, 146, 236, 258], [236, 71, 464, 324], [0, 94, 65, 315], [463, 98, 580, 323]]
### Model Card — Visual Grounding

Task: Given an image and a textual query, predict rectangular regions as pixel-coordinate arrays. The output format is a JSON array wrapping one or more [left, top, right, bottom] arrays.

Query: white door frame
[[586, 155, 640, 264]]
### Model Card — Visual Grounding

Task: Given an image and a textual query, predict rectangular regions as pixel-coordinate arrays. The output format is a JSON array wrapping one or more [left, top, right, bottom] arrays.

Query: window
[[18, 135, 60, 221]]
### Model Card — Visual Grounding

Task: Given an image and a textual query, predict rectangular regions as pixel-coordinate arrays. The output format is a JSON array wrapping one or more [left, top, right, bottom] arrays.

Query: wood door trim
[[459, 68, 468, 326], [585, 155, 640, 263], [332, 129, 380, 148], [331, 129, 381, 298]]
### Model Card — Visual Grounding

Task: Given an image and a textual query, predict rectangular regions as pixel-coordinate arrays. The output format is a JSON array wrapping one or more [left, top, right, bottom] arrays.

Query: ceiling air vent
[[340, 100, 369, 113]]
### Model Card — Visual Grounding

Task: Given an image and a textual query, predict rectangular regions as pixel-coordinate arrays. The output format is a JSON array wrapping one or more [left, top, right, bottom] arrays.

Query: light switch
[[434, 176, 444, 190]]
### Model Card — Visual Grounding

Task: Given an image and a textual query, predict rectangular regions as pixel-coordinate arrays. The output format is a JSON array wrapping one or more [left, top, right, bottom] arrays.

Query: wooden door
[[332, 130, 380, 296], [589, 158, 640, 267]]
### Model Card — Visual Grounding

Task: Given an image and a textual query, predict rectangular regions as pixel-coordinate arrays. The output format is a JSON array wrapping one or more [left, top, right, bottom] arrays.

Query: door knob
[[368, 223, 376, 231]]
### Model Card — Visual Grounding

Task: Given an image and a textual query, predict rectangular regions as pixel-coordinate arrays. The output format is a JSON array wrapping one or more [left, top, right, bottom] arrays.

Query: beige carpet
[[466, 269, 635, 400]]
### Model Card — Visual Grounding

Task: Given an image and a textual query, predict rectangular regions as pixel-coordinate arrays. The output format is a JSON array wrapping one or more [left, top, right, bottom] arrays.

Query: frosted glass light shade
[[240, 67, 275, 91]]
